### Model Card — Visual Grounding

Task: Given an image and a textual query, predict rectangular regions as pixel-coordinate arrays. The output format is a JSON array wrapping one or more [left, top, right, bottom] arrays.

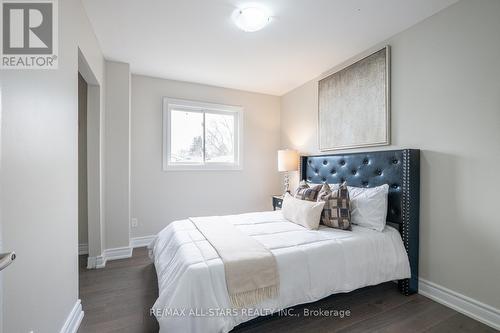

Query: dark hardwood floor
[[78, 248, 159, 332], [78, 248, 496, 333]]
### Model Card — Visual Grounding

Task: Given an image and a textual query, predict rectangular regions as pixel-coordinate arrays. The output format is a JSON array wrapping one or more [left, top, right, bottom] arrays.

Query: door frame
[[78, 49, 104, 266]]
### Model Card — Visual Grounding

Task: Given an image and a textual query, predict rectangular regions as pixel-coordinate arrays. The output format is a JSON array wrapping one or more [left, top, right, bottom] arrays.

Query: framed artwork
[[318, 46, 390, 151]]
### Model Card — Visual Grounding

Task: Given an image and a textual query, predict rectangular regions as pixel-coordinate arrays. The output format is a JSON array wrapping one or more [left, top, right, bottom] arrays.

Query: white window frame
[[163, 97, 243, 171]]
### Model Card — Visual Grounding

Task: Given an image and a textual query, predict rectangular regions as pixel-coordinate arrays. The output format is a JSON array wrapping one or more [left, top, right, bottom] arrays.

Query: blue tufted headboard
[[300, 149, 420, 295]]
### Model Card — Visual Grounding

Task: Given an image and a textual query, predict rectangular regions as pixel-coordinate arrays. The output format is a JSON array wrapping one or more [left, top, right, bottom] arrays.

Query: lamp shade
[[277, 149, 298, 172]]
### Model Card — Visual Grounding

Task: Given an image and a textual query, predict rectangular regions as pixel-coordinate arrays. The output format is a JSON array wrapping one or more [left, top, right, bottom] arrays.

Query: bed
[[149, 149, 420, 333]]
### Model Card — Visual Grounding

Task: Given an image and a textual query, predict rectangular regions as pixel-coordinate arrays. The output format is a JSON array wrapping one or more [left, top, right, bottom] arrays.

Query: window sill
[[163, 163, 243, 171]]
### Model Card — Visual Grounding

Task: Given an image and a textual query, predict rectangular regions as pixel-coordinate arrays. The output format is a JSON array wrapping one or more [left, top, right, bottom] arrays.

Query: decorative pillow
[[281, 193, 325, 230], [294, 181, 322, 201], [348, 184, 389, 231], [307, 182, 340, 192], [317, 183, 352, 230]]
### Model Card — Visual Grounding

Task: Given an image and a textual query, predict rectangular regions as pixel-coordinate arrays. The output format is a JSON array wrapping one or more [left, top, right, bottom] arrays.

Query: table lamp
[[278, 149, 299, 194]]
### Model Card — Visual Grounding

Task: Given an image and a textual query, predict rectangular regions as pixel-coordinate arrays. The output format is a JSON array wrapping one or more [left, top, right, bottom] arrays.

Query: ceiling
[[83, 0, 457, 96]]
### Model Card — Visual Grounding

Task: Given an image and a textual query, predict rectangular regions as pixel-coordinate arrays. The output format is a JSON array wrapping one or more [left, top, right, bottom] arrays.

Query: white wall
[[0, 0, 106, 331], [281, 0, 500, 310], [131, 75, 281, 237], [104, 61, 131, 249]]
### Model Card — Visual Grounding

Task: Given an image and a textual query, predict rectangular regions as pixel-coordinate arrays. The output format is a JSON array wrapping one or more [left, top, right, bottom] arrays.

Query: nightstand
[[272, 195, 283, 210]]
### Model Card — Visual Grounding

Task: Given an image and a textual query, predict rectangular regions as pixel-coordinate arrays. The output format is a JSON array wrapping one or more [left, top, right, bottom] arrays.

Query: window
[[163, 98, 243, 170]]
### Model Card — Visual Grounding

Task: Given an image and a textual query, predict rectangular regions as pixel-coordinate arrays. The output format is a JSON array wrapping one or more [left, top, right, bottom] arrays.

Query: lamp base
[[283, 172, 290, 195]]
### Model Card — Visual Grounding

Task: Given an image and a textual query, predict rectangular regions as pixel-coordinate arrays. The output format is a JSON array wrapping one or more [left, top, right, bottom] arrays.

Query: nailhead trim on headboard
[[397, 149, 420, 295], [400, 150, 410, 295]]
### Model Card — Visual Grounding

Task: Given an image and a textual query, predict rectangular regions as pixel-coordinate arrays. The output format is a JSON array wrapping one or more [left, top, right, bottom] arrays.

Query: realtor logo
[[1, 0, 58, 69]]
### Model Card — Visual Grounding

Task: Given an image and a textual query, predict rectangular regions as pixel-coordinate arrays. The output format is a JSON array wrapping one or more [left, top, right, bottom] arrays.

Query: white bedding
[[149, 210, 410, 333]]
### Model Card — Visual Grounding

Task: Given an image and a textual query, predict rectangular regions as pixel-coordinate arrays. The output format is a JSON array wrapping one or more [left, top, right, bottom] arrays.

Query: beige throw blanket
[[191, 216, 279, 308]]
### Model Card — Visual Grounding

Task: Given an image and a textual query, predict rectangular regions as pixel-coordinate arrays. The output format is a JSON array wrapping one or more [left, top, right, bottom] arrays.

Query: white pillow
[[281, 193, 325, 230], [348, 184, 389, 231]]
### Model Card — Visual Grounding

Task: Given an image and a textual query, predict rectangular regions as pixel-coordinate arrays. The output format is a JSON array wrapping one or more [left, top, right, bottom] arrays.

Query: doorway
[[78, 73, 89, 256], [77, 49, 103, 269]]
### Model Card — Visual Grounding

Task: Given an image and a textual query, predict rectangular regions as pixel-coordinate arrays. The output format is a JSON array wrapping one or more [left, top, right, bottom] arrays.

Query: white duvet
[[149, 210, 410, 333]]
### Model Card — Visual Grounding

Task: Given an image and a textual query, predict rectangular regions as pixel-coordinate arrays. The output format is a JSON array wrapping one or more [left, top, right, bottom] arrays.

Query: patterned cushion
[[294, 181, 323, 201], [317, 182, 352, 230]]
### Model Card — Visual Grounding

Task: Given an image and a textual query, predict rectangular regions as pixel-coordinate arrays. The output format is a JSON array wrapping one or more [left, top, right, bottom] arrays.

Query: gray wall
[[281, 0, 500, 309], [104, 61, 131, 249], [130, 75, 281, 237], [0, 0, 106, 331]]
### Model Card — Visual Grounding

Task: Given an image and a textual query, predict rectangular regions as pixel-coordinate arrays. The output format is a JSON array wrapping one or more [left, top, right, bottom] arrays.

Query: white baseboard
[[130, 235, 156, 248], [86, 246, 132, 269], [419, 278, 500, 330], [59, 299, 84, 333], [84, 235, 154, 269], [86, 255, 105, 269], [104, 246, 133, 261], [78, 243, 88, 255]]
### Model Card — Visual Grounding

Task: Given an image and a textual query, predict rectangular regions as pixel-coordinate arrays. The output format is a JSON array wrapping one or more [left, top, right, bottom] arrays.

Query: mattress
[[149, 210, 410, 333]]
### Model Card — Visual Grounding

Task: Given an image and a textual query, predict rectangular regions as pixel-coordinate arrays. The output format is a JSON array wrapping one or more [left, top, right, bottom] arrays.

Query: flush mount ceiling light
[[232, 6, 272, 32]]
